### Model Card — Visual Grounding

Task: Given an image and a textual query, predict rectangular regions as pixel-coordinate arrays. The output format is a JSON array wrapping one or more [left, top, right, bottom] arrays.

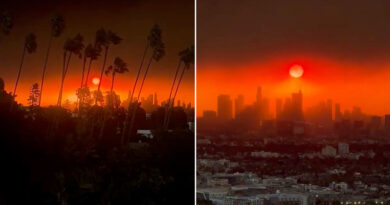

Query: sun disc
[[289, 65, 304, 78], [92, 77, 100, 85]]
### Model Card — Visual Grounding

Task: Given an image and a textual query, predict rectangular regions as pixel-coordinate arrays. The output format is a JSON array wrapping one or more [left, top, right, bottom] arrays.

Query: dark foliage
[[0, 78, 194, 204]]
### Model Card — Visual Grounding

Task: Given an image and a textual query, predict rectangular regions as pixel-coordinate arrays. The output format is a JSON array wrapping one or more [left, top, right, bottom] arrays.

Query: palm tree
[[38, 14, 65, 106], [105, 57, 128, 100], [0, 11, 13, 36], [94, 28, 122, 105], [164, 45, 194, 129], [124, 25, 165, 143], [98, 57, 128, 138], [57, 34, 84, 106], [121, 25, 156, 143], [77, 44, 100, 112], [83, 44, 100, 86], [13, 33, 37, 97], [162, 49, 185, 128]]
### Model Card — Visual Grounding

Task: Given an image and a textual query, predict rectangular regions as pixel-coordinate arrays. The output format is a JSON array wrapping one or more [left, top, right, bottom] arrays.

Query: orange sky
[[0, 0, 194, 107], [2, 61, 194, 107], [197, 55, 390, 117]]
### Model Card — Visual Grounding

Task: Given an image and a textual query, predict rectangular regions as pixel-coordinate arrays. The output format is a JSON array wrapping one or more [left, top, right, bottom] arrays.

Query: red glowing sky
[[197, 56, 390, 117], [0, 0, 194, 106], [197, 0, 390, 117]]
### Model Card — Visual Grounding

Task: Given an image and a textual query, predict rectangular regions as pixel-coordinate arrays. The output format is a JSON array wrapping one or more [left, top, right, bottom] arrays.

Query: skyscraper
[[234, 94, 244, 118], [291, 90, 303, 121], [327, 99, 332, 122], [217, 94, 233, 121], [153, 93, 158, 106], [369, 116, 381, 137], [261, 98, 270, 120], [385, 114, 390, 136], [335, 103, 342, 122], [276, 98, 282, 120], [256, 87, 262, 105]]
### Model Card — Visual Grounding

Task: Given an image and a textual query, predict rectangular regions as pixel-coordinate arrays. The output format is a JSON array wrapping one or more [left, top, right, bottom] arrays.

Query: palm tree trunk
[[126, 56, 153, 142], [13, 45, 26, 97], [84, 58, 93, 86], [80, 55, 87, 87], [163, 60, 182, 128], [136, 56, 153, 101], [98, 70, 116, 140], [38, 36, 53, 106], [57, 53, 72, 107], [57, 52, 66, 106], [77, 56, 88, 113], [110, 72, 115, 108], [121, 42, 149, 144], [95, 46, 109, 105], [129, 43, 149, 103], [165, 65, 187, 129]]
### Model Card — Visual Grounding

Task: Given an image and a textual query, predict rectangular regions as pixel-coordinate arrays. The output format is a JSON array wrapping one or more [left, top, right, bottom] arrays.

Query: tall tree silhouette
[[13, 33, 37, 97], [0, 11, 13, 36], [164, 45, 194, 129], [163, 47, 186, 129], [94, 29, 122, 105], [122, 25, 155, 144], [28, 83, 40, 106], [83, 44, 100, 86], [39, 14, 65, 106], [98, 57, 128, 138], [77, 44, 99, 112], [124, 25, 165, 143], [57, 34, 84, 107], [105, 57, 128, 103]]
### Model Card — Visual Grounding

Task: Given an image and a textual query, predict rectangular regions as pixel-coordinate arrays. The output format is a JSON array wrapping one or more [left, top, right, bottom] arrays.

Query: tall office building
[[261, 98, 270, 120], [327, 99, 332, 122], [234, 94, 244, 118], [385, 114, 390, 136], [291, 90, 303, 121], [153, 93, 158, 106], [335, 103, 342, 122], [276, 98, 282, 120], [369, 116, 381, 137], [256, 87, 262, 105], [217, 94, 233, 121], [203, 110, 217, 119]]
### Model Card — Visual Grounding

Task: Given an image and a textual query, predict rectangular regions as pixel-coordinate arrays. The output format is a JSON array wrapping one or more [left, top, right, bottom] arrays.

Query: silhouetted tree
[[94, 29, 122, 105], [124, 25, 165, 143], [163, 50, 183, 128], [76, 86, 92, 113], [0, 11, 13, 36], [165, 45, 193, 129], [83, 44, 100, 86], [93, 90, 104, 106], [57, 34, 84, 106], [98, 57, 128, 138], [39, 14, 65, 106], [105, 57, 128, 106], [28, 83, 40, 106], [13, 33, 37, 97], [123, 26, 152, 144]]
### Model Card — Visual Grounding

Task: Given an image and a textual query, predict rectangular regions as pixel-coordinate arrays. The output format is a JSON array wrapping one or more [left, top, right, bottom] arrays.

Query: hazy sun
[[289, 65, 304, 78], [92, 77, 100, 85]]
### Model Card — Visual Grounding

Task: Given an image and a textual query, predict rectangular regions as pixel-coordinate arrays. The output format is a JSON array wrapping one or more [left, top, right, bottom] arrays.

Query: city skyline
[[197, 59, 390, 117], [200, 87, 389, 122]]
